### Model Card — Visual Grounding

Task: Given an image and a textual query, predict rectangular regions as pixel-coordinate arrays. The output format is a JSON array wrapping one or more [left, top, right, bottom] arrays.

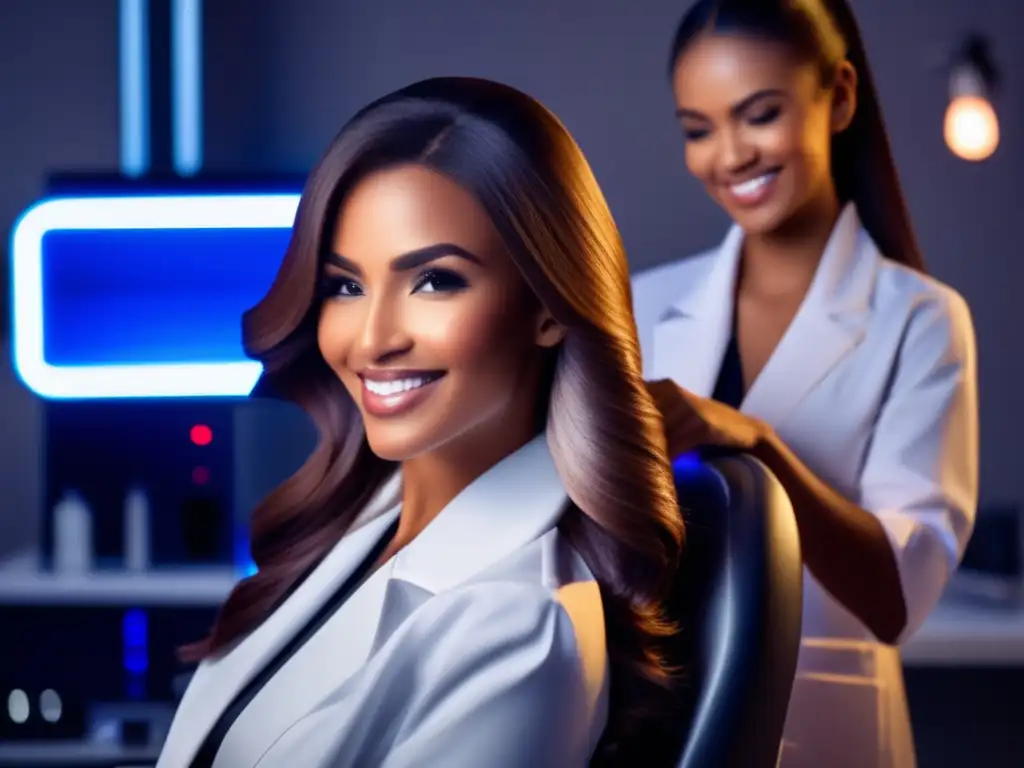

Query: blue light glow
[[672, 450, 703, 471], [10, 194, 300, 399], [672, 452, 707, 485], [234, 525, 258, 577], [121, 609, 149, 674], [119, 0, 149, 176], [172, 0, 203, 175]]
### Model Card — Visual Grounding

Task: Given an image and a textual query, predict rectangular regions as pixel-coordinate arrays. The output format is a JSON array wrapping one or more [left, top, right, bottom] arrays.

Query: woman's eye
[[321, 276, 363, 298], [748, 106, 781, 125], [683, 126, 709, 141], [337, 281, 363, 296], [413, 269, 469, 294]]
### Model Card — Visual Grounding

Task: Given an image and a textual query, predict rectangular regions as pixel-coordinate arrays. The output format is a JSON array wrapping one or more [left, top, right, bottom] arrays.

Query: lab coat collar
[[391, 431, 569, 594], [161, 435, 567, 768], [664, 203, 874, 321], [160, 495, 404, 768], [652, 203, 879, 425]]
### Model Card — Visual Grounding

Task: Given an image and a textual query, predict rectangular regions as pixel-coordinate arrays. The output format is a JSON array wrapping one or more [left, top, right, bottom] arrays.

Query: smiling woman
[[158, 77, 686, 768], [632, 2, 979, 767], [317, 165, 557, 474]]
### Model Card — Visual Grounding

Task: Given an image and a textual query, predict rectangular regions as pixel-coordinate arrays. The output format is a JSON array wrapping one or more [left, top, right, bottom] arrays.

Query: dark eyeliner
[[749, 105, 781, 125], [319, 274, 360, 299], [682, 125, 709, 141], [413, 268, 469, 293]]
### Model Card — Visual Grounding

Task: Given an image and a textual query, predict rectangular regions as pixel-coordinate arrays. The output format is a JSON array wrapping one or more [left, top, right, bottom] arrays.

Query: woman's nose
[[356, 295, 414, 363], [718, 128, 758, 176]]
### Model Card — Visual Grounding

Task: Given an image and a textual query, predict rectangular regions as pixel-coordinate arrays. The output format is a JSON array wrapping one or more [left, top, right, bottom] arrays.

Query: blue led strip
[[122, 609, 149, 700], [171, 0, 203, 176], [10, 193, 300, 399], [119, 0, 150, 176]]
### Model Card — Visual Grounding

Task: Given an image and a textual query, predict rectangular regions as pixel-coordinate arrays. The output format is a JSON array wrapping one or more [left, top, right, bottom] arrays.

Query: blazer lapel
[[389, 432, 568, 595], [651, 226, 743, 397], [165, 437, 571, 767], [650, 204, 879, 428], [161, 474, 402, 768], [741, 205, 877, 426], [207, 433, 572, 765]]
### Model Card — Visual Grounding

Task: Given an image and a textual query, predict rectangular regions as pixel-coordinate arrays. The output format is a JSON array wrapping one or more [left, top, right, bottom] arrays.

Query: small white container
[[123, 486, 151, 572], [53, 491, 93, 574]]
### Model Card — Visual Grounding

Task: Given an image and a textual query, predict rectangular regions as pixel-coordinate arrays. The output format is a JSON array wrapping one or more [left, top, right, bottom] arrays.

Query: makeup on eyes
[[411, 268, 469, 293], [677, 87, 787, 138], [680, 103, 783, 141], [319, 265, 470, 299]]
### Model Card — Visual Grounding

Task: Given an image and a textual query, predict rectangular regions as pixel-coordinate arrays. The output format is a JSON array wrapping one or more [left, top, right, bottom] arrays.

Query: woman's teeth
[[364, 377, 434, 396], [730, 172, 776, 197]]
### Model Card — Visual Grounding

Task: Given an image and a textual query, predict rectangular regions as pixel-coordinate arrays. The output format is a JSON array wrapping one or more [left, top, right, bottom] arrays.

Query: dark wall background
[[1, 0, 1021, 558]]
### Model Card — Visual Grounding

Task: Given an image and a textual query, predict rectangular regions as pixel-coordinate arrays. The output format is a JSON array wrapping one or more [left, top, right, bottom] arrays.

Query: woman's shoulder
[[400, 528, 606, 665], [873, 257, 974, 345], [358, 569, 609, 764], [631, 248, 719, 363], [386, 575, 607, 717], [875, 256, 968, 311], [425, 531, 604, 647], [631, 247, 718, 309], [420, 577, 602, 641]]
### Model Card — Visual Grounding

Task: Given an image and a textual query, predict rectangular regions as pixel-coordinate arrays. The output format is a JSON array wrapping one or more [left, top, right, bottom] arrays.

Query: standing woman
[[634, 1, 978, 766]]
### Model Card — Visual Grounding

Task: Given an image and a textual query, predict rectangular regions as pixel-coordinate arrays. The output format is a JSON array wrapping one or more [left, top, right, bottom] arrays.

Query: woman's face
[[671, 33, 853, 235], [318, 164, 563, 463]]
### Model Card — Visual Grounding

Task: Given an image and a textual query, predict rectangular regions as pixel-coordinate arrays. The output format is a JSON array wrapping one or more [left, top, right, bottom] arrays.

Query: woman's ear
[[830, 60, 858, 134], [535, 309, 567, 349]]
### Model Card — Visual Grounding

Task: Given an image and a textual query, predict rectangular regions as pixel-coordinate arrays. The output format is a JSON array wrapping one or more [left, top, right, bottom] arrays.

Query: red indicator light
[[190, 424, 213, 446], [192, 466, 210, 485]]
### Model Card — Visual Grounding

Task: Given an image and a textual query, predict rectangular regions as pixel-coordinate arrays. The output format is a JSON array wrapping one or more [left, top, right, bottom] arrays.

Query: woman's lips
[[724, 169, 780, 208], [359, 370, 447, 418]]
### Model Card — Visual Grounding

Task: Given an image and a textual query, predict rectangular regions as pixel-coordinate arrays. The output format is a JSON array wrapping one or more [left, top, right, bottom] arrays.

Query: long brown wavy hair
[[182, 77, 685, 762]]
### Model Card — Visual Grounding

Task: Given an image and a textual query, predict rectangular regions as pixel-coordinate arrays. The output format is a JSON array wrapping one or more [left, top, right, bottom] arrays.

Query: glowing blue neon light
[[672, 451, 703, 472], [234, 524, 257, 577], [121, 609, 149, 674], [10, 194, 300, 399], [119, 0, 149, 176], [172, 0, 203, 175]]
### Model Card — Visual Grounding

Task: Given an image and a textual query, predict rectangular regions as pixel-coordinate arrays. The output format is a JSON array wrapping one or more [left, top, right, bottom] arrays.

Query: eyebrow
[[675, 88, 786, 120], [325, 243, 483, 276]]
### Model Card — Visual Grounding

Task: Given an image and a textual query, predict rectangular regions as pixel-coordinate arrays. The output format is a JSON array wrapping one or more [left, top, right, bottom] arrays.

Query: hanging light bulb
[[944, 36, 1000, 162]]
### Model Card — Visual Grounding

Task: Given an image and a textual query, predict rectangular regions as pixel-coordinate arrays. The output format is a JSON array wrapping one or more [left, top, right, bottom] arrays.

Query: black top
[[711, 324, 745, 410]]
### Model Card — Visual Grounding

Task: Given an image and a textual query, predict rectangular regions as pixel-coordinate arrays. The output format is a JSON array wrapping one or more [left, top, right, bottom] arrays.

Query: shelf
[[0, 552, 237, 607], [0, 741, 156, 767], [2, 554, 1022, 665]]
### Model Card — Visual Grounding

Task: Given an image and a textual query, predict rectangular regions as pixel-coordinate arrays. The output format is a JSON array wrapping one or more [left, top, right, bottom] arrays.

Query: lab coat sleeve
[[858, 291, 979, 642], [368, 581, 599, 768]]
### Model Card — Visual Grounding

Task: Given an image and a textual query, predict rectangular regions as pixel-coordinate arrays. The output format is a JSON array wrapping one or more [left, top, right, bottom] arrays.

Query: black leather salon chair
[[669, 452, 804, 768]]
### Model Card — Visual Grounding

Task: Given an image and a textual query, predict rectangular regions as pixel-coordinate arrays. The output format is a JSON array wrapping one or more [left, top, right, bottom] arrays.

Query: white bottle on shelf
[[123, 486, 151, 572], [52, 491, 93, 575]]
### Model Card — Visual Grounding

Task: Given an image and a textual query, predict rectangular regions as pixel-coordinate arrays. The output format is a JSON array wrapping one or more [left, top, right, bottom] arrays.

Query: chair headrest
[[669, 452, 803, 768]]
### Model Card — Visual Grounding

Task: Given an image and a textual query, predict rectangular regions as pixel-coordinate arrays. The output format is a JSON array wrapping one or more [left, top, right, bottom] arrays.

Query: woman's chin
[[364, 433, 420, 463], [729, 202, 793, 237]]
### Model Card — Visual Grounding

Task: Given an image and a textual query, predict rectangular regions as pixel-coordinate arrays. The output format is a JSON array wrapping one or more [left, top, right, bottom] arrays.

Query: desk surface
[[902, 600, 1024, 666]]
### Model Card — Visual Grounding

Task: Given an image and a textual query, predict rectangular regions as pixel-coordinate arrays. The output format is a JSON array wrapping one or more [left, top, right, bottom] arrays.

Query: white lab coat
[[632, 203, 978, 768], [157, 434, 610, 768]]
